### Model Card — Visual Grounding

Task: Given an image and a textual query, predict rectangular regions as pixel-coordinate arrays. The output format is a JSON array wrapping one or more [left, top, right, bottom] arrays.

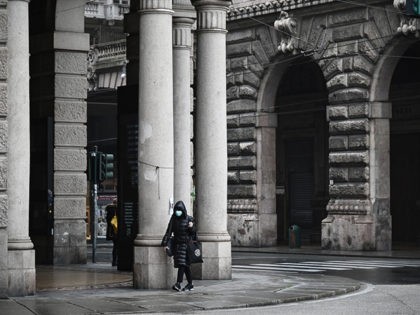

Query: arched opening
[[275, 58, 329, 244], [389, 41, 420, 247]]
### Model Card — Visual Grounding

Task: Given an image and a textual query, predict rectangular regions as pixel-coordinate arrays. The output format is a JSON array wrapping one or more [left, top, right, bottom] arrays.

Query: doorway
[[275, 58, 329, 244], [390, 41, 420, 246]]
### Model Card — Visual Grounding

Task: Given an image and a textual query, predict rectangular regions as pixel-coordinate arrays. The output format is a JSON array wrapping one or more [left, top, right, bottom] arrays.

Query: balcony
[[85, 0, 130, 21]]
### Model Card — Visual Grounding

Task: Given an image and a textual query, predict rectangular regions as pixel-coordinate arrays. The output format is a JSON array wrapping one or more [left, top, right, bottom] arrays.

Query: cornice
[[227, 0, 335, 21]]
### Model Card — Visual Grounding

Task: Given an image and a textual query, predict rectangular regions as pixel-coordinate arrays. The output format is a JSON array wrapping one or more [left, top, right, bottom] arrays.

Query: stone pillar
[[256, 113, 278, 246], [192, 0, 232, 279], [7, 0, 35, 296], [52, 31, 89, 264], [53, 1, 89, 264], [369, 102, 392, 251], [133, 0, 174, 289], [173, 1, 195, 207], [0, 0, 8, 297], [322, 101, 391, 251]]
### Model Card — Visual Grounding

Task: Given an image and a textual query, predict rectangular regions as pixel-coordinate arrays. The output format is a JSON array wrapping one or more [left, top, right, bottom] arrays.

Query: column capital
[[173, 14, 195, 48], [193, 0, 229, 32], [138, 0, 172, 13], [173, 22, 194, 48]]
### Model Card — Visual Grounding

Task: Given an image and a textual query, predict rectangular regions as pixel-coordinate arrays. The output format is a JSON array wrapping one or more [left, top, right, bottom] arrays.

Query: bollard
[[288, 224, 301, 248]]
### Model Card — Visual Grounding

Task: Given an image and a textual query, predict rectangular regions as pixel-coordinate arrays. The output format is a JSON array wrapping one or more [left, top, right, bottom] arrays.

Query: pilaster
[[322, 100, 391, 250], [7, 0, 35, 296], [0, 0, 7, 298], [192, 0, 232, 280], [52, 30, 89, 264], [133, 0, 175, 289], [369, 101, 392, 251]]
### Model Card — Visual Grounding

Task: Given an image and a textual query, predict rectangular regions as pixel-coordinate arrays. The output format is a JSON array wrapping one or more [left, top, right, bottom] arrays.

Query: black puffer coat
[[165, 201, 195, 268]]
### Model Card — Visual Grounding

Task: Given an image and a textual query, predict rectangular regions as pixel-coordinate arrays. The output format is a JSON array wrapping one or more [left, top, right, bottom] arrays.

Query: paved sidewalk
[[0, 265, 361, 315], [5, 246, 419, 314]]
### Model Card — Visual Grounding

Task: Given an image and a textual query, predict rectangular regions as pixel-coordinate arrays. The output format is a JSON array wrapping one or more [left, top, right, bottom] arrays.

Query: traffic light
[[87, 151, 98, 183], [99, 153, 114, 182], [406, 0, 420, 16]]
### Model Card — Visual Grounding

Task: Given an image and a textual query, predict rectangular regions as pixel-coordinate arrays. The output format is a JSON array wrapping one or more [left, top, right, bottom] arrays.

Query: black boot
[[172, 282, 181, 291]]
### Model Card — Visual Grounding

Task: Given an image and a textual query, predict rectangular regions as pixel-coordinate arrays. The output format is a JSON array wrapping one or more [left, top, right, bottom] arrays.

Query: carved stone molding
[[326, 198, 371, 214], [273, 10, 297, 54], [227, 0, 335, 21]]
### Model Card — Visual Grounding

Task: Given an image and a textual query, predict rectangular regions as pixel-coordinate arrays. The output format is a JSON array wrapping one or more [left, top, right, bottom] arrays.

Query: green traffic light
[[99, 153, 114, 181]]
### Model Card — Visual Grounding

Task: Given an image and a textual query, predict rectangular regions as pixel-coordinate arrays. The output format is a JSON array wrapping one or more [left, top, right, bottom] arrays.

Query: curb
[[232, 248, 420, 260]]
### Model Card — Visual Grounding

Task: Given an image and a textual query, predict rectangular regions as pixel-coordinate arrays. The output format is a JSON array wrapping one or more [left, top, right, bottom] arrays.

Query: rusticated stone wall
[[52, 9, 89, 264], [317, 5, 399, 250], [226, 1, 401, 249], [226, 24, 278, 246], [0, 0, 7, 296]]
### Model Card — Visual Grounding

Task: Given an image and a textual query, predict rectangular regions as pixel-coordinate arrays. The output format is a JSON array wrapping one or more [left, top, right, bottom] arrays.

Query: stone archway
[[257, 56, 329, 244], [371, 37, 420, 246]]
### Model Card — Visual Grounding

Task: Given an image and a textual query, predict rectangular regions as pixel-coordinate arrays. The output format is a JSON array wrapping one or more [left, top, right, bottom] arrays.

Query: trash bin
[[289, 225, 301, 248]]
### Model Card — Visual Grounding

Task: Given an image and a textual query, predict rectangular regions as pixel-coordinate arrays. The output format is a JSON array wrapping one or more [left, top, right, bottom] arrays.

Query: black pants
[[177, 266, 192, 284], [112, 239, 117, 265]]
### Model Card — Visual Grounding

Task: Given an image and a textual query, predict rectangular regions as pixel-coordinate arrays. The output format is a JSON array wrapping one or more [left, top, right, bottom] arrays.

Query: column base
[[133, 245, 175, 289], [0, 229, 7, 297], [191, 240, 231, 280], [321, 213, 391, 251], [7, 248, 35, 296], [374, 214, 392, 251], [53, 220, 87, 265]]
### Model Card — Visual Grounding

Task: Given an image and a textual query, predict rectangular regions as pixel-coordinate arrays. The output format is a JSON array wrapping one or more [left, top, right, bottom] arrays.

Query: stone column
[[133, 0, 174, 289], [192, 0, 232, 279], [0, 0, 8, 297], [173, 1, 195, 207], [7, 0, 35, 296]]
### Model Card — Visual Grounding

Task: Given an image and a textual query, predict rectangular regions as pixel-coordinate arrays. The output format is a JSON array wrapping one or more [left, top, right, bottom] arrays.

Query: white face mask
[[175, 210, 183, 217]]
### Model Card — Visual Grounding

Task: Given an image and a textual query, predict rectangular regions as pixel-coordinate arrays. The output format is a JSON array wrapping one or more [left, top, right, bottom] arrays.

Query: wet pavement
[[36, 264, 132, 291], [2, 245, 420, 314], [1, 265, 361, 315]]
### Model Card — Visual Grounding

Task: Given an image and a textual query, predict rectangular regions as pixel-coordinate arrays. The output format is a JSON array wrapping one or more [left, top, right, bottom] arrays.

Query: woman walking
[[162, 200, 195, 291]]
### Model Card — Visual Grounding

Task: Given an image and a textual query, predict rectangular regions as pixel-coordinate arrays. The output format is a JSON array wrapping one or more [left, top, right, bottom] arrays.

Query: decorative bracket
[[273, 11, 297, 54], [393, 0, 420, 36], [87, 48, 98, 91]]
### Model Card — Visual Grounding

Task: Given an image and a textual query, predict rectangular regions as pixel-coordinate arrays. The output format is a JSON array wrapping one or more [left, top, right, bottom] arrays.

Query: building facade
[[1, 0, 420, 297], [225, 0, 420, 250]]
